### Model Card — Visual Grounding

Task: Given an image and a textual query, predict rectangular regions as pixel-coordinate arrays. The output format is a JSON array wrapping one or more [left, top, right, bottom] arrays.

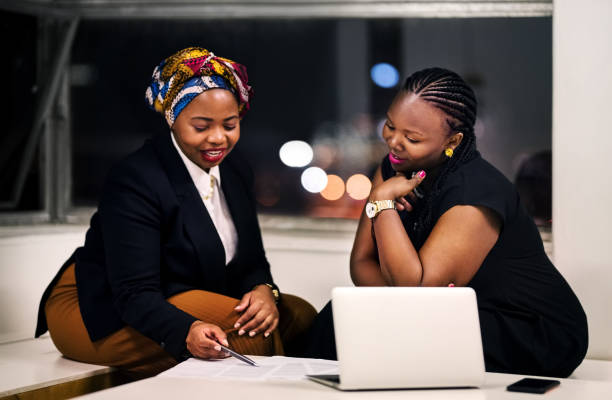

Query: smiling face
[[383, 92, 463, 173], [171, 89, 240, 172]]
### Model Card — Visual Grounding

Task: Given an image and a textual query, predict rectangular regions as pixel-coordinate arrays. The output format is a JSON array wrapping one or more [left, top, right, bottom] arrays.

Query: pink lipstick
[[200, 148, 226, 163], [389, 153, 404, 165]]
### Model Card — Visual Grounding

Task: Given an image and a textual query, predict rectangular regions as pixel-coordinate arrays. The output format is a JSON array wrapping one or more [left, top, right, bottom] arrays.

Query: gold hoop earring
[[445, 148, 454, 158]]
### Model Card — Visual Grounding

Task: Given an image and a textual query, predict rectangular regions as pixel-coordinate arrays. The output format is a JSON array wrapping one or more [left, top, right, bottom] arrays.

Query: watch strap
[[374, 200, 395, 212], [253, 283, 280, 304], [367, 199, 396, 218]]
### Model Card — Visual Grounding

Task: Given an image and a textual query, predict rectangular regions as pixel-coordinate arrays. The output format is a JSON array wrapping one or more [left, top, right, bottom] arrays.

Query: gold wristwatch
[[365, 200, 396, 219], [255, 283, 280, 304]]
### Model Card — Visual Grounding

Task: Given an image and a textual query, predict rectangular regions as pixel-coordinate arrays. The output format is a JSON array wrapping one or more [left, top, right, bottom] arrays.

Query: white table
[[0, 336, 113, 397], [77, 368, 612, 399]]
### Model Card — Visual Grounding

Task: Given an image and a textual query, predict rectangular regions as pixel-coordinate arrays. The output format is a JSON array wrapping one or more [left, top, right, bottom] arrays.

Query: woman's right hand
[[185, 320, 230, 359], [369, 170, 426, 211]]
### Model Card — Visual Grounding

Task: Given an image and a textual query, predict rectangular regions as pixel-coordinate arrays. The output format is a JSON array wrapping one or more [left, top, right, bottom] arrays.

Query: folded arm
[[350, 166, 502, 287]]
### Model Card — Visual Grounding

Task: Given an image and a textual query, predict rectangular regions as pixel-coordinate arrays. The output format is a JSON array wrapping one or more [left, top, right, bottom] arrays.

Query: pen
[[218, 343, 258, 367]]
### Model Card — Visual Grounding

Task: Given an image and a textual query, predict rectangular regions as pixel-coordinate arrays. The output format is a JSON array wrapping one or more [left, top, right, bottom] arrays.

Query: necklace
[[203, 175, 215, 201]]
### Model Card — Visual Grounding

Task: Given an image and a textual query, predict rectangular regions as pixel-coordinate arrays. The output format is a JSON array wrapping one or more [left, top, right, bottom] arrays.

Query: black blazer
[[35, 133, 275, 360]]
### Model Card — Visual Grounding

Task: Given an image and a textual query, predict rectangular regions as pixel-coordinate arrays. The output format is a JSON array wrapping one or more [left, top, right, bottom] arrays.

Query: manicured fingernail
[[214, 345, 221, 351], [238, 329, 245, 335], [234, 322, 240, 328], [418, 170, 426, 178], [264, 332, 270, 338], [249, 331, 256, 337], [223, 339, 229, 346]]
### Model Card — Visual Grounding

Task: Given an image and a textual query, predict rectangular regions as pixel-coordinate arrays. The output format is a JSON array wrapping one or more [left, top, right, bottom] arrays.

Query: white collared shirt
[[171, 133, 238, 265]]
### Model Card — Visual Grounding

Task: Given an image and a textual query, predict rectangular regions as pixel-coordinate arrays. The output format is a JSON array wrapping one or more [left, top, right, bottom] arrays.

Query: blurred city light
[[370, 62, 399, 88], [301, 167, 328, 193], [320, 174, 345, 201], [279, 140, 313, 167], [346, 174, 372, 200]]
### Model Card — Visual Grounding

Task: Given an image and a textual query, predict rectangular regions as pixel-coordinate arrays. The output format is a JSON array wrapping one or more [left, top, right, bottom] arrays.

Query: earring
[[445, 148, 454, 158]]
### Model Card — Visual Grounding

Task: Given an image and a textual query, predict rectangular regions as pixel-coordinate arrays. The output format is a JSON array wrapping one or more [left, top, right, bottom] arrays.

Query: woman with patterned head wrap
[[35, 47, 317, 377]]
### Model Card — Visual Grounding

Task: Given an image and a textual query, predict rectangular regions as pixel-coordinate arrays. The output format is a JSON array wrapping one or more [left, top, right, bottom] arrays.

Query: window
[[1, 2, 553, 227], [69, 17, 552, 223], [1, 12, 40, 212]]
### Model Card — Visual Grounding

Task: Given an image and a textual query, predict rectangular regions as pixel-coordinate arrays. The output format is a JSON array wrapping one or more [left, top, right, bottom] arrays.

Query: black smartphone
[[506, 378, 561, 394]]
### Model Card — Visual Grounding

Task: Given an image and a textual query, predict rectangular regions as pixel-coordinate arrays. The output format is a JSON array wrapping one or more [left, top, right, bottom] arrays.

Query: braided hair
[[400, 68, 478, 247]]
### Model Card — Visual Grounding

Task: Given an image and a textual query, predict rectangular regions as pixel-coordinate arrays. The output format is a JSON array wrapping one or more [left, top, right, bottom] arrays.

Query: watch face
[[365, 202, 377, 218]]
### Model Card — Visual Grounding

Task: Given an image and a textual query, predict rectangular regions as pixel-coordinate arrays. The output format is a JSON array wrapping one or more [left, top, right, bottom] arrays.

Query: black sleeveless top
[[381, 154, 588, 377]]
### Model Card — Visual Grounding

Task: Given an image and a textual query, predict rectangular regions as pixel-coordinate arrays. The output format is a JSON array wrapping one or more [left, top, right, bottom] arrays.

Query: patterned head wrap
[[145, 47, 253, 126]]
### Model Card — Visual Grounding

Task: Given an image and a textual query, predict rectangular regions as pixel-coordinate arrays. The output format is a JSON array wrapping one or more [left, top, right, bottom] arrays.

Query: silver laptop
[[307, 287, 485, 390]]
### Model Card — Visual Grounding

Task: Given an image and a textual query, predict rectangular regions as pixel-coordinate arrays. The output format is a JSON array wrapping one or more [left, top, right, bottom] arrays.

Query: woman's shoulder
[[115, 139, 158, 167], [103, 137, 168, 193], [435, 154, 518, 223], [446, 154, 514, 193]]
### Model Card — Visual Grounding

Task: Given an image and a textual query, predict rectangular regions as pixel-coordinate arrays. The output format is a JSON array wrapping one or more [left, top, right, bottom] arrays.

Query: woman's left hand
[[233, 285, 279, 338]]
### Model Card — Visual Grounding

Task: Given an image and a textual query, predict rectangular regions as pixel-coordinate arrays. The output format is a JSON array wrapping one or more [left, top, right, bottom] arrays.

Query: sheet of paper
[[160, 355, 339, 381]]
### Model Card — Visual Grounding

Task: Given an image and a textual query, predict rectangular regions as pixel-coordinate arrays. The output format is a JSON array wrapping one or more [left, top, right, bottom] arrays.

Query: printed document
[[160, 356, 338, 381]]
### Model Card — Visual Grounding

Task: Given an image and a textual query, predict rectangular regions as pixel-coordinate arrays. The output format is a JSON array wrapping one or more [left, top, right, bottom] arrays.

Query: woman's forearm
[[350, 257, 388, 286], [372, 209, 423, 286], [350, 190, 389, 286]]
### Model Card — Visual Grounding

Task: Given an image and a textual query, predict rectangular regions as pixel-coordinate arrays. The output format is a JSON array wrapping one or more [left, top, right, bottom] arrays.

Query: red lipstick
[[200, 148, 226, 163]]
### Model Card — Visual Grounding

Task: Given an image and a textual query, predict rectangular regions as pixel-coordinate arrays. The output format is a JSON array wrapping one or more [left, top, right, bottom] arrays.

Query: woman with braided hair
[[305, 67, 588, 378], [35, 47, 316, 377]]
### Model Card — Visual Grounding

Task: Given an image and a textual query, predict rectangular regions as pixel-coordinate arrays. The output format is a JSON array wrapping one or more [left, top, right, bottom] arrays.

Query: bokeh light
[[301, 167, 328, 193], [346, 174, 372, 200], [279, 140, 313, 167], [370, 62, 399, 88], [320, 175, 345, 201]]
